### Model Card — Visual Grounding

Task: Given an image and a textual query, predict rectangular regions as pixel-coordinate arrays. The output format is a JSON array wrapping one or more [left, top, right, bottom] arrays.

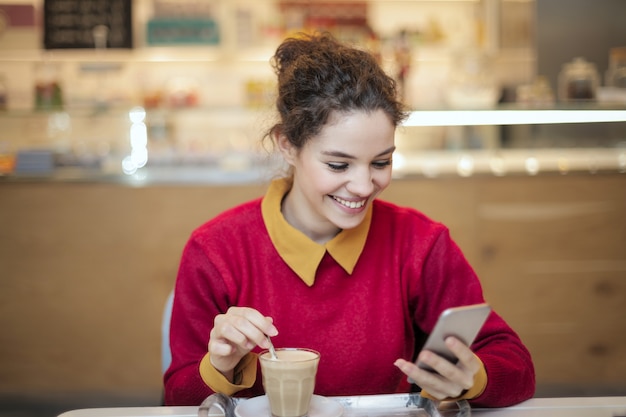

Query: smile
[[331, 196, 367, 209]]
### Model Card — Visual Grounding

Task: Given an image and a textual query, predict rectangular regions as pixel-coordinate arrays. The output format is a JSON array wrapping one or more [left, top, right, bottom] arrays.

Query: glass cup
[[259, 348, 320, 417]]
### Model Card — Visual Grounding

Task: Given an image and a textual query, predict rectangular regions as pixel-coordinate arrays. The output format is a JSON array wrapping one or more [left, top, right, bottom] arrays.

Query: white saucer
[[235, 394, 343, 417]]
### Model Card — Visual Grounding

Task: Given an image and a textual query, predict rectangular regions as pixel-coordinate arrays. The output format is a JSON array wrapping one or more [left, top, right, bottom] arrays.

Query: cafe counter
[[1, 172, 625, 404]]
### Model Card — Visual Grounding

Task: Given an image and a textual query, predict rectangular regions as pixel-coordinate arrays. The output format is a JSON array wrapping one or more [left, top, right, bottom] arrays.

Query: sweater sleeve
[[163, 234, 263, 405], [414, 227, 535, 407], [199, 352, 257, 395]]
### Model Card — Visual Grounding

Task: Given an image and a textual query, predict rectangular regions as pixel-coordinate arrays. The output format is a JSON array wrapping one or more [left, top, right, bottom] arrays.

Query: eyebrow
[[321, 146, 396, 159]]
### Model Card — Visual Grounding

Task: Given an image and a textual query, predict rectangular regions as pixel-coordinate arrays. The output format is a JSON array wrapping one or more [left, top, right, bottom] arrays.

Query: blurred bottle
[[0, 141, 15, 175], [0, 74, 7, 110], [34, 62, 63, 110], [558, 57, 599, 102], [606, 47, 626, 88]]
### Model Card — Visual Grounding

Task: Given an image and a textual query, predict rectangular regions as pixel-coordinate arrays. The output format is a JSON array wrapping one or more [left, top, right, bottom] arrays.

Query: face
[[279, 109, 396, 243]]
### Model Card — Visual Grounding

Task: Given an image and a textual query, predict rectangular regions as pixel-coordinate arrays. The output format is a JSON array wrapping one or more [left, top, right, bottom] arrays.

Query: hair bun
[[272, 32, 338, 76]]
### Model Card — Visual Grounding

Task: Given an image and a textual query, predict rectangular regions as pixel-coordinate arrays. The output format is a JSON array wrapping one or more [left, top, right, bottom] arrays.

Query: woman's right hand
[[208, 306, 278, 381]]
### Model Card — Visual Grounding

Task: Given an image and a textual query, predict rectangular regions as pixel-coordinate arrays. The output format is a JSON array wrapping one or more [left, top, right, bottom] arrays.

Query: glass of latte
[[259, 348, 320, 417]]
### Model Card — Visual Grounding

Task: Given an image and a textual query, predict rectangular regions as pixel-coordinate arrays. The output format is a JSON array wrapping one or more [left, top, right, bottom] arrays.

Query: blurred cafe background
[[0, 0, 625, 416]]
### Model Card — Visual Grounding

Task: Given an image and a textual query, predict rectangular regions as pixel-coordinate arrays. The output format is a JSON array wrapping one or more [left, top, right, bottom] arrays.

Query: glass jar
[[558, 57, 600, 102], [445, 50, 499, 109]]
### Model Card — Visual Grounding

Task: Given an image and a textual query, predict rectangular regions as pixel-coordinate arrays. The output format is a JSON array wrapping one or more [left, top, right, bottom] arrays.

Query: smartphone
[[417, 303, 492, 372]]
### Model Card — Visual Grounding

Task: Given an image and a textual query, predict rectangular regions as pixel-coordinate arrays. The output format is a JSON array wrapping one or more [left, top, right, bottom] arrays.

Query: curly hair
[[266, 32, 408, 151]]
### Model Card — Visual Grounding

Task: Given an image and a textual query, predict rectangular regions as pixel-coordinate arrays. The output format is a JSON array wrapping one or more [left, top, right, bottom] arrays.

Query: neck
[[280, 192, 340, 244]]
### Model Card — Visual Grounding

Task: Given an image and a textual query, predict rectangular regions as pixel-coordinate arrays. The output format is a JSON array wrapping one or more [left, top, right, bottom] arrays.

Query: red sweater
[[164, 195, 535, 407]]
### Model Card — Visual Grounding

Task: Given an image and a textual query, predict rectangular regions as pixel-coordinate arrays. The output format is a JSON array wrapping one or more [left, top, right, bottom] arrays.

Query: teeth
[[333, 196, 366, 209]]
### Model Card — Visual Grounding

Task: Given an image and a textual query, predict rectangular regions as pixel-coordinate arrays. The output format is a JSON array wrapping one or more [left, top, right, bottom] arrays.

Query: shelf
[[0, 47, 290, 64], [2, 147, 624, 185], [3, 105, 624, 125], [403, 107, 626, 126], [394, 147, 626, 178], [0, 45, 535, 65]]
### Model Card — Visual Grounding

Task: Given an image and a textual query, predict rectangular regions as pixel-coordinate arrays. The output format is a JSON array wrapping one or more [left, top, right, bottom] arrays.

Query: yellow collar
[[261, 178, 372, 286]]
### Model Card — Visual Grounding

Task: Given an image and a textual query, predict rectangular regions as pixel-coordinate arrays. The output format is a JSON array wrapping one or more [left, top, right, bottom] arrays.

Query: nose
[[346, 167, 375, 197]]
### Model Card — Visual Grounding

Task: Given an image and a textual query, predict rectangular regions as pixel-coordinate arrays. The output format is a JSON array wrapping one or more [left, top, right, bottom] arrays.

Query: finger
[[398, 350, 471, 398], [214, 313, 256, 350], [208, 338, 234, 356], [429, 360, 469, 392], [415, 349, 455, 376], [394, 359, 451, 400], [442, 339, 479, 391], [394, 358, 417, 385], [445, 337, 480, 374], [394, 358, 433, 383], [225, 307, 278, 348], [227, 307, 278, 336], [224, 320, 258, 349], [417, 371, 465, 399], [235, 307, 279, 337], [420, 354, 473, 392]]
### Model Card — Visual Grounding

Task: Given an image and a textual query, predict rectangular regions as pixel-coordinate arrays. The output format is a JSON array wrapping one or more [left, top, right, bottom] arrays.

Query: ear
[[276, 133, 297, 165]]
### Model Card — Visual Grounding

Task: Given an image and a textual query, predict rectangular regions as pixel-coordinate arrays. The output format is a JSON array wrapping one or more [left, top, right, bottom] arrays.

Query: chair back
[[161, 291, 174, 374]]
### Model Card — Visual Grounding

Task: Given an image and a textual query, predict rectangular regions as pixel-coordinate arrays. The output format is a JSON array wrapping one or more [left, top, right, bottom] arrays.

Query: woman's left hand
[[394, 336, 480, 400]]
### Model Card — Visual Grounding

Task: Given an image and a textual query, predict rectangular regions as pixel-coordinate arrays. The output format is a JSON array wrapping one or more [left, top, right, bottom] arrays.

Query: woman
[[164, 33, 535, 407]]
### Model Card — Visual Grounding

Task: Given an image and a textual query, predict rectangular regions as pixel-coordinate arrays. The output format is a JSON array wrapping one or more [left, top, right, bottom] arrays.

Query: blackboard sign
[[44, 0, 132, 49]]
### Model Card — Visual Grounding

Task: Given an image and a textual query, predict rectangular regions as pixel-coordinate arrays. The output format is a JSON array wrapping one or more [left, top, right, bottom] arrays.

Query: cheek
[[299, 167, 334, 196], [373, 169, 393, 189], [312, 172, 340, 196]]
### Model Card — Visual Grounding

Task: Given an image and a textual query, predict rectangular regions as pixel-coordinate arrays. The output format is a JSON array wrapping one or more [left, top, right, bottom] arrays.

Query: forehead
[[309, 109, 396, 153]]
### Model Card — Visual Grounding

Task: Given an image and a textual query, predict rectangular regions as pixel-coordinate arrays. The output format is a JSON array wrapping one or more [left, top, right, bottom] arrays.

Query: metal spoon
[[266, 335, 278, 360]]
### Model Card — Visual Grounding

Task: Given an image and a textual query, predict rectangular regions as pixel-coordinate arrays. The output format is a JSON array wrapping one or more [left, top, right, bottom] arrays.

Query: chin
[[333, 214, 367, 231]]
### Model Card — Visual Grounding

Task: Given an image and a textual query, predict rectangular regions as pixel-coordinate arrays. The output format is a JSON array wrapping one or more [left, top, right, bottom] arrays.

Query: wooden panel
[[474, 175, 626, 262], [0, 182, 267, 396], [1, 174, 625, 400], [472, 174, 626, 388]]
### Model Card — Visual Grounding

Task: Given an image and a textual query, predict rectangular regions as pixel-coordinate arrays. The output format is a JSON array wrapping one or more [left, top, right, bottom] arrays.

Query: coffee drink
[[259, 348, 320, 417]]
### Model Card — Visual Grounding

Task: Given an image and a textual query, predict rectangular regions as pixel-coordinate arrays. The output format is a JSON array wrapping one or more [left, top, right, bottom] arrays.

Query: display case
[[0, 0, 539, 182], [1, 105, 625, 183], [2, 0, 625, 184]]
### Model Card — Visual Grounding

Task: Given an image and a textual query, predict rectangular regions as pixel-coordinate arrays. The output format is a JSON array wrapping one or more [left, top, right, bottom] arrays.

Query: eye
[[372, 159, 392, 169], [327, 162, 348, 172]]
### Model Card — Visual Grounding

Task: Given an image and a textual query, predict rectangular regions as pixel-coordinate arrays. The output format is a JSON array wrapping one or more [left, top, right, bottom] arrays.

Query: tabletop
[[57, 395, 626, 417]]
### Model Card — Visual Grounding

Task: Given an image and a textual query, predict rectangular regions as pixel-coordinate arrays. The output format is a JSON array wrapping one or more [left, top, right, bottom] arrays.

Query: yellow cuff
[[421, 355, 487, 402], [199, 352, 258, 396]]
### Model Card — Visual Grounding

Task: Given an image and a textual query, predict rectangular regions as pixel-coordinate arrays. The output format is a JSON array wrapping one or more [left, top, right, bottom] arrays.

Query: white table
[[58, 396, 626, 417]]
